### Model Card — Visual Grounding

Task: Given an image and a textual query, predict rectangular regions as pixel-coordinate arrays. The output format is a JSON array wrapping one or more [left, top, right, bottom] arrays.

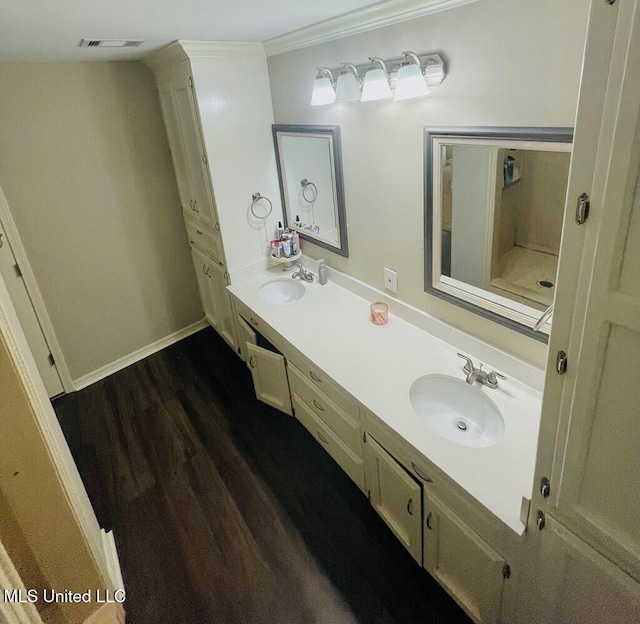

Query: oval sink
[[259, 278, 305, 305], [409, 374, 504, 448]]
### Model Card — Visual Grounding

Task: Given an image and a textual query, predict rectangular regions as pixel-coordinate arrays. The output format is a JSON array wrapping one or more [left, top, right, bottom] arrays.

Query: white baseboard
[[100, 529, 125, 592], [73, 318, 208, 391]]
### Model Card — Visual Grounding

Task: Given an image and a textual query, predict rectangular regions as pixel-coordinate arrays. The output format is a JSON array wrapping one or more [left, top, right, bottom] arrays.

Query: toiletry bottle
[[295, 215, 302, 228], [276, 221, 283, 239], [318, 258, 328, 285]]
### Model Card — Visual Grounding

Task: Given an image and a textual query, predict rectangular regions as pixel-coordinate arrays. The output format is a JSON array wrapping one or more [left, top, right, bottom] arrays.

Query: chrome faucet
[[292, 264, 314, 282], [457, 353, 506, 389]]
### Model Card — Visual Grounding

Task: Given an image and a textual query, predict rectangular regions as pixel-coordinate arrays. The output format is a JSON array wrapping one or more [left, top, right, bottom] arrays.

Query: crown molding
[[264, 0, 479, 57], [145, 40, 266, 73]]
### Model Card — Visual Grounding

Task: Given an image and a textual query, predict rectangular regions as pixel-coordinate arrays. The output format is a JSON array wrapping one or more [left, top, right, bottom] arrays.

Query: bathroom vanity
[[229, 266, 542, 624]]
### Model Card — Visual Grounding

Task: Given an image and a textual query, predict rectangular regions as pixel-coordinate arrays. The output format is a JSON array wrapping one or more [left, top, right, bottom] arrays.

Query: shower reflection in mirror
[[425, 127, 573, 340]]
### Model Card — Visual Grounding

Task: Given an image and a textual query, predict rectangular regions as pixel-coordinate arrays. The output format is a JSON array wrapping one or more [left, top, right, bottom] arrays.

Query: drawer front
[[289, 364, 361, 456], [184, 215, 223, 265], [233, 298, 283, 350], [292, 393, 365, 492], [285, 343, 357, 414]]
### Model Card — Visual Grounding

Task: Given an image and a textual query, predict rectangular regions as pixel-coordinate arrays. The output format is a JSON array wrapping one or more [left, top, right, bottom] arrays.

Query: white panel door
[[209, 261, 236, 350], [173, 69, 218, 230], [245, 342, 292, 416], [364, 435, 422, 564], [424, 493, 507, 624], [190, 246, 218, 327], [530, 0, 640, 595], [0, 222, 63, 397]]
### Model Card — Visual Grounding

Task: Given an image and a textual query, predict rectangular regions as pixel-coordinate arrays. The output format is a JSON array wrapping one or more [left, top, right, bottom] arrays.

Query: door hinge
[[575, 192, 590, 224], [540, 476, 551, 499], [367, 490, 371, 502], [363, 431, 367, 443], [556, 350, 568, 375], [48, 353, 56, 366], [188, 76, 193, 88], [502, 563, 511, 580], [536, 510, 546, 531], [14, 263, 22, 278], [202, 153, 208, 165]]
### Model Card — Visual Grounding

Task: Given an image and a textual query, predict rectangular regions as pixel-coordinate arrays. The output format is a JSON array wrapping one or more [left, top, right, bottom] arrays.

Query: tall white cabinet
[[147, 42, 284, 352], [515, 0, 640, 621]]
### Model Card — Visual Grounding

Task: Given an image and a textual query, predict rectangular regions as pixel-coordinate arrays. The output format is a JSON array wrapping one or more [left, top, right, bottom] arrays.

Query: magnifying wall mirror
[[273, 124, 348, 257], [424, 127, 573, 341]]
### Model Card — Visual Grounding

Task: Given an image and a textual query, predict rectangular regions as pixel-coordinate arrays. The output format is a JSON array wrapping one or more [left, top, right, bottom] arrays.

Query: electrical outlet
[[384, 267, 397, 293]]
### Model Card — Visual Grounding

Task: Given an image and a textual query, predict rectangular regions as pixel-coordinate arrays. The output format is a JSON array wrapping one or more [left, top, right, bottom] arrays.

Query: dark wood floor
[[54, 328, 471, 624]]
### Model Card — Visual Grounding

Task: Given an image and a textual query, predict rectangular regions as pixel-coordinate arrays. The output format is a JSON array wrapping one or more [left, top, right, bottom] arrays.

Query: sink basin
[[259, 278, 305, 305], [409, 374, 504, 448]]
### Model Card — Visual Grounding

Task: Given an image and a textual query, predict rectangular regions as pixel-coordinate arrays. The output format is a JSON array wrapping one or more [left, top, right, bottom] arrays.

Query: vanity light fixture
[[361, 58, 393, 102], [394, 51, 431, 101], [309, 53, 445, 106], [310, 68, 336, 106], [335, 63, 361, 102]]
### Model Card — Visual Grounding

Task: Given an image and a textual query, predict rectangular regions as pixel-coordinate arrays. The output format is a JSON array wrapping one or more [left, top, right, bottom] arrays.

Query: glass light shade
[[360, 68, 392, 102], [311, 77, 336, 106], [335, 72, 361, 102], [394, 63, 431, 101]]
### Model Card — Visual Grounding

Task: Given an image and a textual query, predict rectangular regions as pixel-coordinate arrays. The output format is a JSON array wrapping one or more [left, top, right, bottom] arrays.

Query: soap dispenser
[[318, 258, 328, 285]]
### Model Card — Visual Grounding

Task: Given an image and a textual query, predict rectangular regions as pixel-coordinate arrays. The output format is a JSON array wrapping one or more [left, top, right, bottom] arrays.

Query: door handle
[[411, 462, 433, 483], [312, 399, 325, 412], [250, 317, 259, 326], [316, 431, 329, 445], [426, 511, 433, 530], [309, 371, 322, 383], [407, 498, 414, 515], [249, 355, 255, 369]]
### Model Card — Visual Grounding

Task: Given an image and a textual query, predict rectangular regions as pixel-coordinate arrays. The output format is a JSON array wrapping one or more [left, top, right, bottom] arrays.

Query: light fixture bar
[[322, 53, 445, 87]]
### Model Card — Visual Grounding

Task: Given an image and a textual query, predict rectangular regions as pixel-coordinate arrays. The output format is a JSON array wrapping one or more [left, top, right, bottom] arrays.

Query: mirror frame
[[272, 124, 349, 257], [424, 126, 573, 342]]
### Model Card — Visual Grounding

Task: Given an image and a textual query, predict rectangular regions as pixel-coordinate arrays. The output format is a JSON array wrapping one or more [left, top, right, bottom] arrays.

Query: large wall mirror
[[273, 125, 348, 257], [425, 127, 573, 341]]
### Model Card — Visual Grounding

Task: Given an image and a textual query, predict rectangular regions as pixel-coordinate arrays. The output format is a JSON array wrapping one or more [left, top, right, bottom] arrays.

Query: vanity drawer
[[285, 343, 357, 415], [233, 297, 283, 350], [289, 364, 361, 456], [292, 393, 365, 492], [184, 215, 223, 265]]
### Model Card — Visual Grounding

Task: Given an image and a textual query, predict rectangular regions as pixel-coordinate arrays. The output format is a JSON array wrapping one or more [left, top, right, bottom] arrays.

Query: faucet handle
[[457, 353, 474, 374], [487, 370, 507, 385]]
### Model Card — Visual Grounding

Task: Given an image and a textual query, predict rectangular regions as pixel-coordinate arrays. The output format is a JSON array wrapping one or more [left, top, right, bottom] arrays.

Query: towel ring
[[301, 179, 318, 203], [250, 193, 273, 219]]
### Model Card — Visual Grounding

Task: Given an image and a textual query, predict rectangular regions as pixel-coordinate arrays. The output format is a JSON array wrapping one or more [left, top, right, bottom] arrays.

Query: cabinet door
[[235, 313, 256, 363], [246, 343, 292, 416], [519, 515, 640, 624], [157, 81, 192, 214], [424, 493, 506, 624], [209, 261, 236, 350], [173, 71, 218, 230], [533, 0, 640, 580], [364, 435, 422, 565], [190, 246, 218, 325]]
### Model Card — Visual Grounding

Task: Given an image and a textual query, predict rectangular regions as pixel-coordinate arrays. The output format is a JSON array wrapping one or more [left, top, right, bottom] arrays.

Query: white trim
[[73, 318, 208, 391], [0, 185, 74, 393], [0, 274, 113, 593], [100, 530, 124, 593], [264, 0, 479, 57], [0, 539, 43, 624]]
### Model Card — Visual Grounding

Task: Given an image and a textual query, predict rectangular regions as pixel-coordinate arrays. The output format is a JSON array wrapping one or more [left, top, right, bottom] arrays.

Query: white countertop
[[228, 268, 542, 534]]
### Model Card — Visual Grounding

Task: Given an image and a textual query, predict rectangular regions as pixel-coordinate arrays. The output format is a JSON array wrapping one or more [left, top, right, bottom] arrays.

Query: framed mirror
[[273, 124, 348, 257], [424, 127, 573, 342]]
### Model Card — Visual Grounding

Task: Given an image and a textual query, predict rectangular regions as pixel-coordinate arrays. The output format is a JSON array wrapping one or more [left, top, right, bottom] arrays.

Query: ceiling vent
[[79, 39, 144, 48]]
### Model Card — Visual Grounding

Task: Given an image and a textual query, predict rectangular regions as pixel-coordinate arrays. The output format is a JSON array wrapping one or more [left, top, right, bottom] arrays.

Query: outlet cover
[[384, 267, 397, 293]]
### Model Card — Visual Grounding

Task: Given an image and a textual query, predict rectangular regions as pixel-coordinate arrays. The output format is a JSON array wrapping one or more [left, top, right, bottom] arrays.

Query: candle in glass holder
[[370, 302, 389, 325]]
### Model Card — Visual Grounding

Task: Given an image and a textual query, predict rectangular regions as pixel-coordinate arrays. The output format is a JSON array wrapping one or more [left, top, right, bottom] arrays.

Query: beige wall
[[267, 0, 588, 366], [0, 62, 202, 381]]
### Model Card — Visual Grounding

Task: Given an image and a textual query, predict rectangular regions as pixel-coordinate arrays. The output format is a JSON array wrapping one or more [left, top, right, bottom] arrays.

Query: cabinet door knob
[[196, 229, 203, 235], [250, 317, 258, 326], [194, 200, 199, 213], [309, 371, 322, 383], [202, 263, 208, 275], [411, 462, 433, 483], [312, 399, 325, 412], [407, 498, 414, 516], [426, 511, 433, 530], [249, 355, 255, 369], [316, 431, 329, 445]]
